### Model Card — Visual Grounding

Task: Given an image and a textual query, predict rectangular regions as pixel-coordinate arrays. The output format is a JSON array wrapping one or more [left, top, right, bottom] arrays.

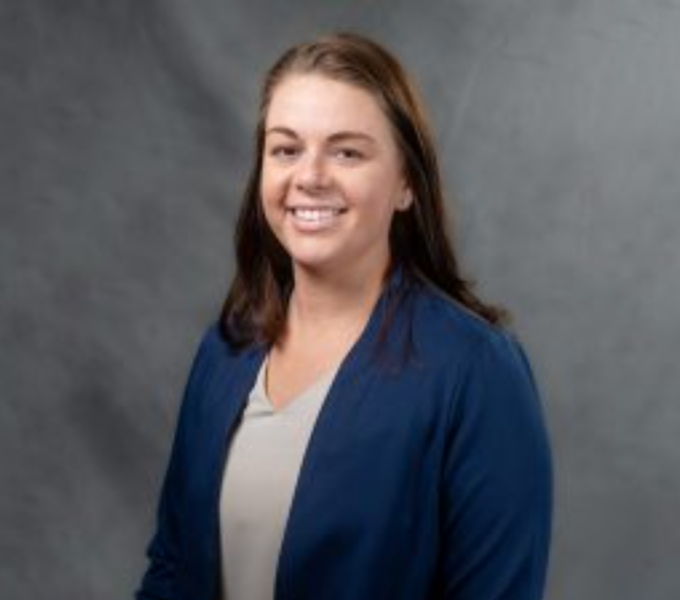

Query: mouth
[[287, 206, 348, 224]]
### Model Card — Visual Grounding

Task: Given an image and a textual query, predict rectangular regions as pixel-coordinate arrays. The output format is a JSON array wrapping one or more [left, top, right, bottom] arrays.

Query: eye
[[333, 147, 364, 162], [269, 145, 300, 160]]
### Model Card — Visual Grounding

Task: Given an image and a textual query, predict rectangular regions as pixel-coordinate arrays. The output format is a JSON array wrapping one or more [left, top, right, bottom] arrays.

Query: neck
[[287, 258, 390, 334]]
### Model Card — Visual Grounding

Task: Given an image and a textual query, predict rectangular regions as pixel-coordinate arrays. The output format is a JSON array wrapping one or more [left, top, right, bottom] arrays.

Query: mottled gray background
[[1, 0, 679, 598]]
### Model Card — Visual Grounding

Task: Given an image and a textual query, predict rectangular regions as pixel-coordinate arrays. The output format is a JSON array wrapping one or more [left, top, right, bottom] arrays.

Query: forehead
[[265, 74, 393, 139]]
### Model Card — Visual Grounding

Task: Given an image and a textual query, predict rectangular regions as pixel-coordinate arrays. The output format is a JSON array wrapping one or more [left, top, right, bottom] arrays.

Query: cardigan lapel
[[203, 268, 411, 599], [274, 267, 410, 600], [204, 342, 267, 568]]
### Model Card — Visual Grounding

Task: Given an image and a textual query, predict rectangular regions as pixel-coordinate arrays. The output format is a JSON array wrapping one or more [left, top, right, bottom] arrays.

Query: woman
[[137, 33, 552, 600]]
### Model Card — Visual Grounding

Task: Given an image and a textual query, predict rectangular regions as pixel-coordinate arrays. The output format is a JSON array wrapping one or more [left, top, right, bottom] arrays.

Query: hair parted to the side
[[220, 32, 508, 348]]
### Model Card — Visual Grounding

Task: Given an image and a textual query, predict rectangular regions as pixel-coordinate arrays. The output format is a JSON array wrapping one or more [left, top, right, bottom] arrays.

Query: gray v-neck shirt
[[219, 357, 338, 600]]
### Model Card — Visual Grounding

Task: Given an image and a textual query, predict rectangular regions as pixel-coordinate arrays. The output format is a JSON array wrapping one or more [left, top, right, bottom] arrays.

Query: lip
[[287, 203, 347, 212], [285, 205, 347, 232]]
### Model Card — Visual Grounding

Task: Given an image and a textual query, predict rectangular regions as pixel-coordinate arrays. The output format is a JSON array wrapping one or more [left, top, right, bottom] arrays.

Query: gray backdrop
[[1, 0, 678, 598]]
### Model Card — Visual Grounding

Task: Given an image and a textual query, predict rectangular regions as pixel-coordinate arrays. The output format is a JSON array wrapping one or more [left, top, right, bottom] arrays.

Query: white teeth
[[291, 207, 342, 222]]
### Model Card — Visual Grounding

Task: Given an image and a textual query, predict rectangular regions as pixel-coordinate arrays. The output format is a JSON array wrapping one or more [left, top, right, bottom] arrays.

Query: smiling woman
[[261, 74, 409, 290], [136, 32, 553, 600]]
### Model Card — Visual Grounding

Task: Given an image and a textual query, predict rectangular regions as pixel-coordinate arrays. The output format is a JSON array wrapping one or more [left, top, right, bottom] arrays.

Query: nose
[[295, 149, 331, 194]]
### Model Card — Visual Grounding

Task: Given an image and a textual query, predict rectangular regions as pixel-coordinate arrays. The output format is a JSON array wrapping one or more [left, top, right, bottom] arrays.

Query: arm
[[135, 325, 220, 600], [438, 333, 553, 600]]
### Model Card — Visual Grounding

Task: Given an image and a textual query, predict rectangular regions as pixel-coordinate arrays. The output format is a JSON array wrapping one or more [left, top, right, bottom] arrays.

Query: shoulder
[[181, 321, 262, 394], [403, 281, 543, 420], [194, 320, 262, 362], [407, 283, 549, 457], [407, 281, 527, 374]]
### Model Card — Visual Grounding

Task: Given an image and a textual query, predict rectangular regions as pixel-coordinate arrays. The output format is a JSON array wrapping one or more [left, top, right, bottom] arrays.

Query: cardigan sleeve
[[135, 324, 221, 600], [438, 332, 553, 600]]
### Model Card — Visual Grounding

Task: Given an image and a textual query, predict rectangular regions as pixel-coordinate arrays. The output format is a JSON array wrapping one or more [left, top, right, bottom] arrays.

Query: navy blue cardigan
[[137, 274, 552, 600]]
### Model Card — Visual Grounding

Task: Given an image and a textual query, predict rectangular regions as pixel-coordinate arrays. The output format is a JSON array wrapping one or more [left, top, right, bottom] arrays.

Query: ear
[[397, 187, 413, 212]]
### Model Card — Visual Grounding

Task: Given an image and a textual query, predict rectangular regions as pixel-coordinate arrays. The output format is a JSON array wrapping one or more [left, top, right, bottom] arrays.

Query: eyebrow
[[265, 126, 377, 145]]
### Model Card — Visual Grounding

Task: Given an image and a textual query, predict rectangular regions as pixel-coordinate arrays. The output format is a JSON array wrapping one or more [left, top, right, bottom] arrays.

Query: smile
[[288, 207, 347, 223]]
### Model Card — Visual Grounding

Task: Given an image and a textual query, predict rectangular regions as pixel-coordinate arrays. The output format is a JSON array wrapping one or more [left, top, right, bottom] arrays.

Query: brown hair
[[220, 32, 507, 347]]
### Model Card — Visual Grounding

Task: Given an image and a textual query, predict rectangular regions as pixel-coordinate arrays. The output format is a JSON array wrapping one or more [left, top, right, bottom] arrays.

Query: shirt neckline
[[254, 355, 339, 415]]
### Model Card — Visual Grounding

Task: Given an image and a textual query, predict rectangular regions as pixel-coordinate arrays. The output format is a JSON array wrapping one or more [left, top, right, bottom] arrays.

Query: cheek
[[259, 178, 278, 229], [260, 168, 286, 208], [352, 172, 402, 219]]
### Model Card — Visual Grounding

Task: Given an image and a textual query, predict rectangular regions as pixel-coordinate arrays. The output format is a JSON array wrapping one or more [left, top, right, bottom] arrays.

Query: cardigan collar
[[204, 264, 414, 598], [235, 263, 412, 376]]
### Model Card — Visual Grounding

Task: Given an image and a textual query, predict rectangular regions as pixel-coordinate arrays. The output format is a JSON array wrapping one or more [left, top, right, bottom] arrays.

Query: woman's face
[[260, 74, 411, 279]]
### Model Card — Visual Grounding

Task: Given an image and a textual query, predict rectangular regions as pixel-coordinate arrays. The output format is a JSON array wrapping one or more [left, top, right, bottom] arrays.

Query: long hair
[[221, 32, 507, 347]]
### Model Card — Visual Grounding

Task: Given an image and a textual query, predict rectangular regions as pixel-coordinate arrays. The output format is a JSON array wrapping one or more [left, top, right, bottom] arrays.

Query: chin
[[285, 242, 340, 269], [288, 251, 344, 274], [291, 256, 335, 273]]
